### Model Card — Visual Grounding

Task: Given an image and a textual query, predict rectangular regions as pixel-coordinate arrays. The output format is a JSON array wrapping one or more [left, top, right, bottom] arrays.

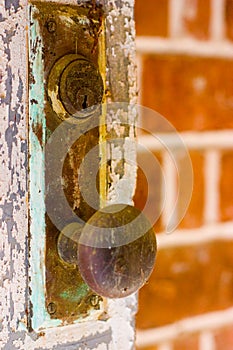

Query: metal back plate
[[29, 1, 105, 329]]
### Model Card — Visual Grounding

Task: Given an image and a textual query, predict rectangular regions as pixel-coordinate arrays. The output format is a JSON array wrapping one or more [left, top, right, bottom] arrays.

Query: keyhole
[[82, 95, 88, 109]]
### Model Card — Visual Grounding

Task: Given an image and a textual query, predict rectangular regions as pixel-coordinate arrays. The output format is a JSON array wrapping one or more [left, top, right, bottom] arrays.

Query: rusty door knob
[[57, 204, 157, 299]]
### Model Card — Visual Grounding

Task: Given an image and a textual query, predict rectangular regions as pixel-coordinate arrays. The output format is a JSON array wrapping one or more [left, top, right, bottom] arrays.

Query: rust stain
[[88, 2, 104, 53]]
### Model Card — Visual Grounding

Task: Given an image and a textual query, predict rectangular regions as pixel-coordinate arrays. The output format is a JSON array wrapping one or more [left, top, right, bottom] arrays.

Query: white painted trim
[[136, 307, 233, 347], [138, 131, 233, 151], [157, 222, 233, 248], [136, 37, 233, 58], [204, 150, 220, 224]]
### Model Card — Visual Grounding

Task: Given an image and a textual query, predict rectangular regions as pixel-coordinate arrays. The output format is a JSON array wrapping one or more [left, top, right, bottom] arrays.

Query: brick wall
[[134, 1, 233, 349]]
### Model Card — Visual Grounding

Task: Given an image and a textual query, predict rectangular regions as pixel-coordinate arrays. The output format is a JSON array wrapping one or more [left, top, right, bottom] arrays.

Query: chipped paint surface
[[0, 1, 28, 349], [0, 0, 137, 349], [103, 0, 138, 209]]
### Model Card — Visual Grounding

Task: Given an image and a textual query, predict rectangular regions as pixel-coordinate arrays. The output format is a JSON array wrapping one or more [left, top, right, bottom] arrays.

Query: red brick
[[220, 151, 233, 222], [133, 151, 163, 233], [137, 241, 233, 329], [140, 55, 233, 132], [136, 346, 158, 350], [135, 0, 168, 37], [173, 333, 199, 350], [225, 0, 233, 41], [134, 150, 204, 231], [215, 326, 233, 350], [178, 151, 204, 229], [182, 0, 211, 39]]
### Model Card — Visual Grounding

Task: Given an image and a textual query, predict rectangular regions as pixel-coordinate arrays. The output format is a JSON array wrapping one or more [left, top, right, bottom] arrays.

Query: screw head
[[90, 294, 100, 307], [47, 302, 57, 315], [46, 20, 57, 33]]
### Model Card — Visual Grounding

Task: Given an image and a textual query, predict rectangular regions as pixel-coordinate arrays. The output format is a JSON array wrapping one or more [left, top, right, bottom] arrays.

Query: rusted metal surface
[[47, 54, 104, 119], [29, 1, 105, 322], [31, 1, 104, 128], [52, 55, 104, 116]]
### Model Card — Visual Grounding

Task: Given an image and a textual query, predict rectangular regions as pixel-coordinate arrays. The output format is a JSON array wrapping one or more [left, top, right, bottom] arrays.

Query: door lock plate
[[29, 1, 105, 326]]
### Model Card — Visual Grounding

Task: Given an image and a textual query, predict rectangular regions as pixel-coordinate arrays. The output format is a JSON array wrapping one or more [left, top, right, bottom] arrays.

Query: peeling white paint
[[0, 0, 137, 349], [0, 1, 28, 348]]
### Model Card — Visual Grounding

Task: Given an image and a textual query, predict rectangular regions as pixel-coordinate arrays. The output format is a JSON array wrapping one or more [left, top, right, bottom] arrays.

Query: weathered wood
[[0, 1, 29, 349], [0, 0, 137, 348]]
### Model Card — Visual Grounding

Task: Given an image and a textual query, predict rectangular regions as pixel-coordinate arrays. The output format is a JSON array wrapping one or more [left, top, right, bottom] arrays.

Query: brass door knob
[[57, 204, 157, 298]]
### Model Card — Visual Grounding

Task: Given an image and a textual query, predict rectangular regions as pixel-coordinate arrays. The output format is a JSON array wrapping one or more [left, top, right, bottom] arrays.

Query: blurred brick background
[[134, 1, 233, 349]]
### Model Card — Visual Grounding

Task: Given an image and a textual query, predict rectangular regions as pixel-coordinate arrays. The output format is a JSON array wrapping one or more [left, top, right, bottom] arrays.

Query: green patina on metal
[[60, 284, 90, 303], [28, 1, 105, 328]]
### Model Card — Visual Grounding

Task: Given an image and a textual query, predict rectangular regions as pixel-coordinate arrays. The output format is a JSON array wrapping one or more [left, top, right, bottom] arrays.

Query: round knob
[[57, 204, 157, 298]]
